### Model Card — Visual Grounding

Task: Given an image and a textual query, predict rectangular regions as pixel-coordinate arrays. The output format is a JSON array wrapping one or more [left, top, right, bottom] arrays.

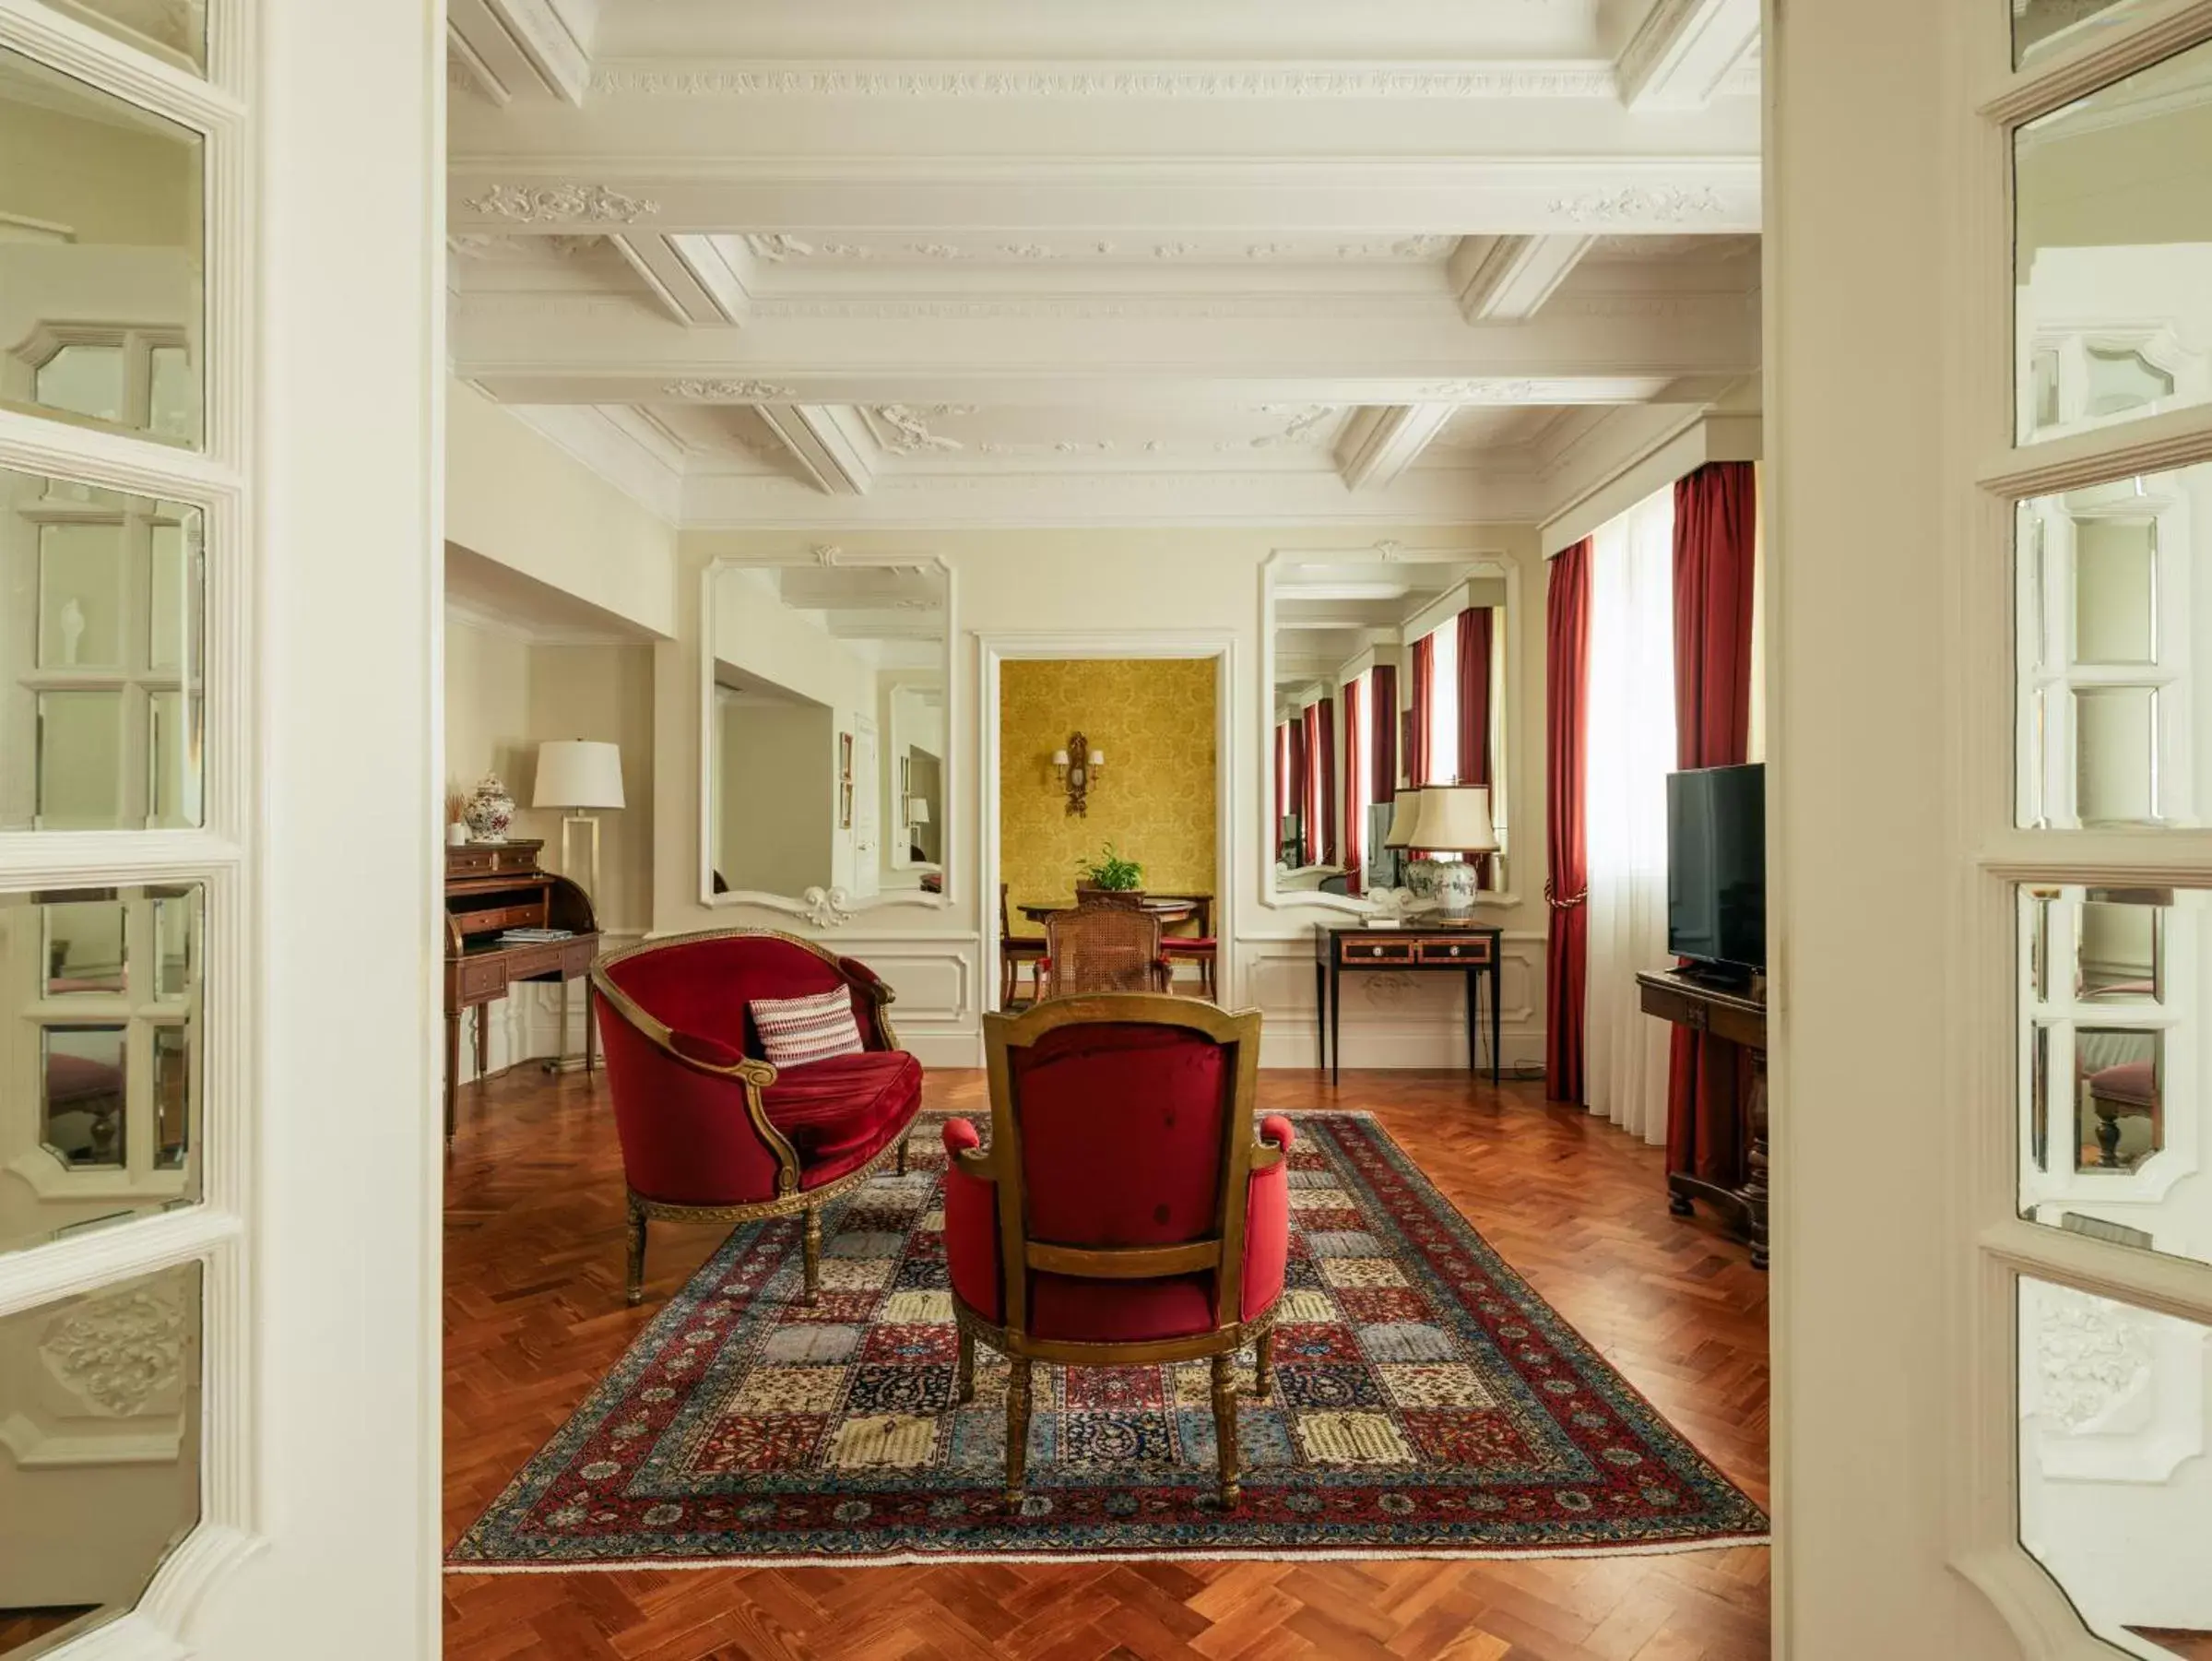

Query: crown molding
[[588, 59, 1628, 101], [499, 401, 686, 523]]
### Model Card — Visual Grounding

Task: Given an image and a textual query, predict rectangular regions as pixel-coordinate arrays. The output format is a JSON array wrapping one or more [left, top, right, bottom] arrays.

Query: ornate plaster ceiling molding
[[869, 404, 975, 455], [465, 184, 662, 225], [1544, 185, 1729, 226], [1421, 379, 1543, 401], [589, 63, 1626, 101], [662, 377, 798, 400]]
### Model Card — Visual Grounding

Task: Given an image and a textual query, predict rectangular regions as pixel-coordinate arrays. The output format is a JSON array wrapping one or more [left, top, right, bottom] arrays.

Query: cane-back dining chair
[[942, 995, 1292, 1508], [1040, 901, 1171, 998], [999, 883, 1047, 1008]]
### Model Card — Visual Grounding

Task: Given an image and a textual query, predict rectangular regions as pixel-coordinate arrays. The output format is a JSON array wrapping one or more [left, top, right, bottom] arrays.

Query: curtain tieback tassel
[[1544, 880, 1587, 911]]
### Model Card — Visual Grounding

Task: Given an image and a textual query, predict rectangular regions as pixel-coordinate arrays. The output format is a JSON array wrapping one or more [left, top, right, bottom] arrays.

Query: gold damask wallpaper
[[999, 658, 1217, 934]]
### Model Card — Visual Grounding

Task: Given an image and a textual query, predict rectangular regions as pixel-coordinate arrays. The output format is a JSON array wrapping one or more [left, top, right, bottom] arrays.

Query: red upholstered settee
[[590, 929, 923, 1305], [943, 993, 1290, 1508]]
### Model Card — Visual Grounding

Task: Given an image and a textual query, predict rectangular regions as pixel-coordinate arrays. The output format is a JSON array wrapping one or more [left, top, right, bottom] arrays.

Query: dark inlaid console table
[[1636, 969, 1768, 1270], [1315, 921, 1502, 1086]]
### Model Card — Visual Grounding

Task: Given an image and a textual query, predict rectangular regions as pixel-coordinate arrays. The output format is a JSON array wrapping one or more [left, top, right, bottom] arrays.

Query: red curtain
[[1342, 677, 1366, 895], [1545, 540, 1592, 1104], [1667, 462, 1759, 1180], [1318, 696, 1338, 865], [1409, 634, 1436, 787], [1455, 607, 1493, 789], [1273, 722, 1289, 841], [1299, 704, 1320, 866], [1370, 662, 1399, 802]]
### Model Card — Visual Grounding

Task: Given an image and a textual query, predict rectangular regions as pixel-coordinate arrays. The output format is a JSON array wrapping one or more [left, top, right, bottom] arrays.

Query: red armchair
[[944, 993, 1290, 1508], [590, 929, 923, 1306]]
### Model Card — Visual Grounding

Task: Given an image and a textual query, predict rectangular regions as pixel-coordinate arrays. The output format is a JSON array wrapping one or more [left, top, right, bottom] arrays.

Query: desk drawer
[[502, 943, 565, 979], [1340, 938, 1414, 966], [457, 958, 507, 999], [1416, 937, 1491, 966]]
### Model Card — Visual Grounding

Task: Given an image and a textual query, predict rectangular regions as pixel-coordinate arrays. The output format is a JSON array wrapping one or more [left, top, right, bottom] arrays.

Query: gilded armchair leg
[[1005, 1357, 1034, 1504], [1212, 1352, 1241, 1509], [801, 1207, 822, 1306], [625, 1198, 647, 1307], [1255, 1328, 1277, 1403], [957, 1327, 976, 1403]]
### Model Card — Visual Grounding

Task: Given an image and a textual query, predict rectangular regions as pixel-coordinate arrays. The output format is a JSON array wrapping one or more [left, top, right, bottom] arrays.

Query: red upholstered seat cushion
[[2089, 1060, 2157, 1109], [1158, 938, 1217, 953], [1029, 1270, 1217, 1343], [45, 1053, 124, 1105], [763, 1050, 923, 1188]]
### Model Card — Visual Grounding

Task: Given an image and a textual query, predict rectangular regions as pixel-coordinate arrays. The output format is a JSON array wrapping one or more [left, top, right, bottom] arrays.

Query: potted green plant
[[1076, 843, 1144, 896]]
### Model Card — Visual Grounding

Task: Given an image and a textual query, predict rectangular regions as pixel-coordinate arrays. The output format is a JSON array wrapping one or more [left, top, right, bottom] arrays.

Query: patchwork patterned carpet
[[449, 1112, 1766, 1567]]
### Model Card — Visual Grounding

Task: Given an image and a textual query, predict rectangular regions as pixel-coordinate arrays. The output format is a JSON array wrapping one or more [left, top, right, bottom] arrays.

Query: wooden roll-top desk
[[442, 839, 600, 1137]]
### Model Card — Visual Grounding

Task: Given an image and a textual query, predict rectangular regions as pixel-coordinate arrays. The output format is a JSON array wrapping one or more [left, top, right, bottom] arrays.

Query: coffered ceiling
[[445, 0, 1763, 528]]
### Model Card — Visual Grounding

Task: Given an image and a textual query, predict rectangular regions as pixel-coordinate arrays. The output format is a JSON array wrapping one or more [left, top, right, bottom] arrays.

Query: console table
[[1636, 969, 1768, 1270], [443, 839, 600, 1139], [1314, 921, 1501, 1086]]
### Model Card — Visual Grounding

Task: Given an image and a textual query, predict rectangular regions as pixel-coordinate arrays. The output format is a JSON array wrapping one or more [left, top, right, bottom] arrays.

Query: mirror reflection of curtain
[[1583, 488, 1678, 1145], [1342, 675, 1366, 896]]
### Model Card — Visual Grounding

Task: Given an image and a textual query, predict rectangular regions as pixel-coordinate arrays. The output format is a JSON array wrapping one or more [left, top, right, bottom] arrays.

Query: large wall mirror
[[1262, 547, 1517, 916], [701, 554, 952, 926]]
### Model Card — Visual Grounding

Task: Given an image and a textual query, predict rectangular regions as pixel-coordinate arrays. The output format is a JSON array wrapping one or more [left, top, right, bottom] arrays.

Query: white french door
[[0, 1, 441, 1658], [1771, 0, 2212, 1655]]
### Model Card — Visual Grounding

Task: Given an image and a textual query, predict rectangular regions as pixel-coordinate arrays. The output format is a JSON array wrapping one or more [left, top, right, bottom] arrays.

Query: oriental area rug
[[448, 1112, 1766, 1569]]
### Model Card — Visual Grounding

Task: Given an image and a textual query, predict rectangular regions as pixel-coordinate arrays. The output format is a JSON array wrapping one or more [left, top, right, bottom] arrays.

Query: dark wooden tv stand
[[1636, 969, 1768, 1270]]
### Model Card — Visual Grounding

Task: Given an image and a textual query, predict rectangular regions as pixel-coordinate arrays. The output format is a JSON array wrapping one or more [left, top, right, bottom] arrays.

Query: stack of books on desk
[[495, 927, 574, 946]]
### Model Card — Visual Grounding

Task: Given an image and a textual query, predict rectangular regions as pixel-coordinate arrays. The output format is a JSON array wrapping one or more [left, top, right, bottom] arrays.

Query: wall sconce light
[[1053, 730, 1106, 817]]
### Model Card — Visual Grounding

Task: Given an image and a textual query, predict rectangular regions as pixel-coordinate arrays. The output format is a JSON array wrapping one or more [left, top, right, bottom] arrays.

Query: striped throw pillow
[[751, 987, 865, 1068]]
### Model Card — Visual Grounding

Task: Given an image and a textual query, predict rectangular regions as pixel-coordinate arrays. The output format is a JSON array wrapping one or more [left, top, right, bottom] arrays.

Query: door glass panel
[[1, 885, 204, 1260], [0, 1262, 203, 1656], [2015, 36, 2212, 444], [2020, 886, 2207, 1269], [41, 896, 127, 996], [2017, 460, 2206, 830], [2015, 0, 2158, 68], [2075, 687, 2159, 825], [2018, 1278, 2211, 1656], [2073, 518, 2156, 665], [0, 46, 205, 446], [31, 344, 124, 426], [6, 465, 207, 832], [35, 691, 125, 829], [37, 523, 127, 670], [41, 1026, 126, 1169]]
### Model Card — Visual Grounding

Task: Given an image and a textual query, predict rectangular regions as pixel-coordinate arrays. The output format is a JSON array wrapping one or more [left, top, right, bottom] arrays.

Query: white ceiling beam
[[1334, 404, 1460, 492], [453, 295, 1757, 400], [1618, 0, 1761, 113], [448, 160, 1760, 239], [447, 0, 597, 106], [603, 233, 759, 326], [752, 404, 881, 496], [1448, 234, 1597, 323]]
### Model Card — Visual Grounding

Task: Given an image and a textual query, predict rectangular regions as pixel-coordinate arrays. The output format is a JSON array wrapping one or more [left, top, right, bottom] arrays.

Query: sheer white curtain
[[1583, 487, 1677, 1144]]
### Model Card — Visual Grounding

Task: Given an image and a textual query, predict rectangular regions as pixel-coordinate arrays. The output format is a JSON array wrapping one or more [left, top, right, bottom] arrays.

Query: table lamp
[[532, 740, 624, 908], [1402, 786, 1498, 918]]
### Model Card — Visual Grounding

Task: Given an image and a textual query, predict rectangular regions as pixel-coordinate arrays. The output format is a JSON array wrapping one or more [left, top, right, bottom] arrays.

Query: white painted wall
[[654, 526, 1549, 1071]]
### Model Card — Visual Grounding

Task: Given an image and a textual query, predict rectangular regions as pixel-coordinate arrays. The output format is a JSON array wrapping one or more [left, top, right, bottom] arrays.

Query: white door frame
[[976, 632, 1236, 1012], [0, 1, 443, 1656]]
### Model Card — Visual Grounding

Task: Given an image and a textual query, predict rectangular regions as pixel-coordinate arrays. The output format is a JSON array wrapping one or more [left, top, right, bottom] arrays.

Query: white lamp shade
[[1088, 748, 1105, 766], [1404, 786, 1497, 854], [533, 740, 625, 810], [906, 796, 930, 825], [1382, 789, 1425, 848], [1052, 749, 1071, 766]]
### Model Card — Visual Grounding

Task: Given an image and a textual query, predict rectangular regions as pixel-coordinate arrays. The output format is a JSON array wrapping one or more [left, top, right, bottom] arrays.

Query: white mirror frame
[[1259, 541, 1522, 918], [697, 548, 956, 928]]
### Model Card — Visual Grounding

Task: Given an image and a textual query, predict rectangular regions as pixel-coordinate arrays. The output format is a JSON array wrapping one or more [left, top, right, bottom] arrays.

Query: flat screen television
[[1667, 763, 1765, 979]]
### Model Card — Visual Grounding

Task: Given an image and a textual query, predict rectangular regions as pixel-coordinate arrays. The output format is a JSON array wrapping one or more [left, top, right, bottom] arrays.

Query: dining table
[[1017, 896, 1200, 928]]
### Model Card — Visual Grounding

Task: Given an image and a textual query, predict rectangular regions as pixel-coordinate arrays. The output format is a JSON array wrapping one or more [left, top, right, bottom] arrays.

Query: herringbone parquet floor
[[444, 1064, 1770, 1661]]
